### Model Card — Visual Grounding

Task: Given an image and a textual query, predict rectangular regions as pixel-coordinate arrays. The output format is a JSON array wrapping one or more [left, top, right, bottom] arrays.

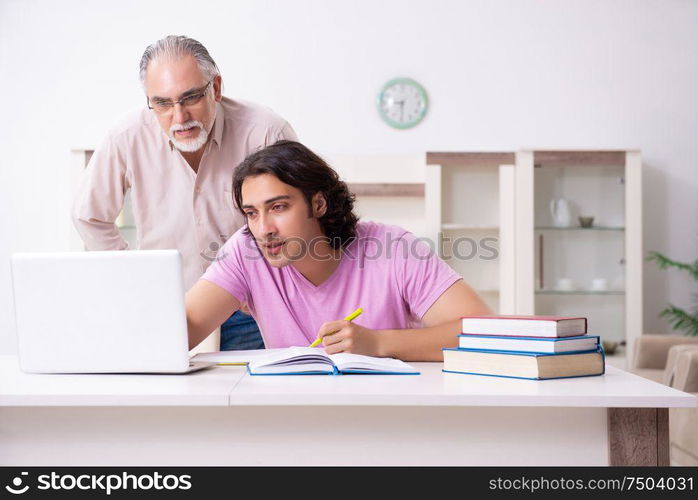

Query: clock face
[[377, 78, 428, 129]]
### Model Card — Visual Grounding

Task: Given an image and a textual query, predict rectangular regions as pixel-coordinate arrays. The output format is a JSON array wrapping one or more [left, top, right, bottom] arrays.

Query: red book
[[460, 315, 587, 338]]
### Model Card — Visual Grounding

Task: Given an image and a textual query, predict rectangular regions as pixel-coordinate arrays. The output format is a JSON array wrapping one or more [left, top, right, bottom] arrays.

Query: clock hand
[[399, 100, 405, 121]]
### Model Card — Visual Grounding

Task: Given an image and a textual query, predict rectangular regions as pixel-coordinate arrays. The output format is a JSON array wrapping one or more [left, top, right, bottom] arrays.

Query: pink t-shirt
[[201, 221, 462, 348]]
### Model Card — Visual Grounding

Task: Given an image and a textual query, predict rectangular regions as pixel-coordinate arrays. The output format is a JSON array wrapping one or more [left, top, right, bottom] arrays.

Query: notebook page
[[328, 353, 417, 373], [248, 346, 332, 371]]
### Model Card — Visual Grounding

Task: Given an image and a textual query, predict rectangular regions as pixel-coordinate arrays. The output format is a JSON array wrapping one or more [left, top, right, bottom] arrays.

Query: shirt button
[[195, 187, 202, 194]]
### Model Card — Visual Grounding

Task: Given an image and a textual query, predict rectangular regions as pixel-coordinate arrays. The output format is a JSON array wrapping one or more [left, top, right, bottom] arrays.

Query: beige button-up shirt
[[72, 97, 297, 289]]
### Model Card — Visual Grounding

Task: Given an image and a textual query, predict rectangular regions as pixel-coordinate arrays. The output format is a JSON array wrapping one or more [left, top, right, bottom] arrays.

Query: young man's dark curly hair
[[232, 140, 359, 249]]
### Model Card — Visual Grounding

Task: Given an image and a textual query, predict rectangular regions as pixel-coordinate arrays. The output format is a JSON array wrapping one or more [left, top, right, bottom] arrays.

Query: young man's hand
[[316, 320, 382, 357]]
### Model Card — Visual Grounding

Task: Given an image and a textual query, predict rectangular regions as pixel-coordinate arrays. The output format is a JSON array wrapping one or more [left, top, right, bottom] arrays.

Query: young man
[[186, 141, 491, 361], [72, 35, 296, 350]]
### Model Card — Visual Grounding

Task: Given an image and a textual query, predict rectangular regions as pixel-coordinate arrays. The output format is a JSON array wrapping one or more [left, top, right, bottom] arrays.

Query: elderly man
[[72, 35, 296, 350]]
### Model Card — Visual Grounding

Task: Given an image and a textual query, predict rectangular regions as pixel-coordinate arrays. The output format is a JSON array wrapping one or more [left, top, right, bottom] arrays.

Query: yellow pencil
[[309, 307, 363, 348]]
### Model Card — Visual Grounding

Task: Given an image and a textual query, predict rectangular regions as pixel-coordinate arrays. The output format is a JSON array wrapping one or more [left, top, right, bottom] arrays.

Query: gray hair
[[139, 35, 220, 88]]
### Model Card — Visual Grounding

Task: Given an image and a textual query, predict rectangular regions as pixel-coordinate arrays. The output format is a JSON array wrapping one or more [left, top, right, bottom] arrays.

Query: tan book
[[442, 347, 605, 380]]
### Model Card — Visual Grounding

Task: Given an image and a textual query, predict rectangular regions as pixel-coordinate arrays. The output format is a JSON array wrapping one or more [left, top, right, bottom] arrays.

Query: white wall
[[1, 0, 696, 353]]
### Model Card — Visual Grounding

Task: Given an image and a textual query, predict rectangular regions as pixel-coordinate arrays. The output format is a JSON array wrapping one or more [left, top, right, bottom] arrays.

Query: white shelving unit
[[516, 150, 643, 365], [425, 153, 517, 314], [322, 153, 427, 237], [426, 150, 643, 366]]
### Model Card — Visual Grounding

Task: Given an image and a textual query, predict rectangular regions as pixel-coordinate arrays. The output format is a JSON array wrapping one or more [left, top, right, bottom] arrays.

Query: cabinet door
[[515, 151, 642, 357], [426, 156, 517, 314]]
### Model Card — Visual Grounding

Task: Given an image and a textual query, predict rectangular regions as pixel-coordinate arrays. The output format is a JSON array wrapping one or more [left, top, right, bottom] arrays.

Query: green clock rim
[[376, 77, 428, 130]]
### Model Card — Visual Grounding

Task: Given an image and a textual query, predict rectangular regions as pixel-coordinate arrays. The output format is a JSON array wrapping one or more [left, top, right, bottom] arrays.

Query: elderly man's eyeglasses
[[147, 80, 212, 115]]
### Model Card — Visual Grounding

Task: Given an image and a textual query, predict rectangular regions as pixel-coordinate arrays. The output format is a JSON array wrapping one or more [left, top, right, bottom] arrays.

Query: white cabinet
[[324, 153, 427, 238], [426, 150, 643, 363], [425, 153, 518, 314], [517, 150, 643, 364]]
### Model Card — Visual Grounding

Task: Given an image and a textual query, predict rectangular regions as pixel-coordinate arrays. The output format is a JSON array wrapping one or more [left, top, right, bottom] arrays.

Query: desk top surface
[[0, 355, 241, 406], [0, 355, 695, 408]]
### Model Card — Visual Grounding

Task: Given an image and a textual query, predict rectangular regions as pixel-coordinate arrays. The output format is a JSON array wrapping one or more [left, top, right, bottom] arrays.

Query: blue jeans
[[220, 310, 265, 351]]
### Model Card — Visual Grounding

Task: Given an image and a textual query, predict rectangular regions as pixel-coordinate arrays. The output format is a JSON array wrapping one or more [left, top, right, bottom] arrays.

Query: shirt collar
[[212, 101, 224, 148]]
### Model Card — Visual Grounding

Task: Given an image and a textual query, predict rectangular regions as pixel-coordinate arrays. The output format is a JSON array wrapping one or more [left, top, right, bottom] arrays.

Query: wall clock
[[377, 77, 428, 129]]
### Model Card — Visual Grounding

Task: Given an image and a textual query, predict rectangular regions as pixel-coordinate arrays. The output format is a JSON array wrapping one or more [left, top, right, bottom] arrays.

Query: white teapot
[[550, 198, 573, 227]]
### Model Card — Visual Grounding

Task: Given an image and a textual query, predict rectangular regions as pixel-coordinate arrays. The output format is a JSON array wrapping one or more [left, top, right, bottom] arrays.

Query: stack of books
[[442, 315, 606, 380]]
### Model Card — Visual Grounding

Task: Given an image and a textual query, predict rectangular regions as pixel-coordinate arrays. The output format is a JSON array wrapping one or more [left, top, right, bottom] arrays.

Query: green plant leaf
[[647, 251, 698, 280], [659, 305, 698, 337]]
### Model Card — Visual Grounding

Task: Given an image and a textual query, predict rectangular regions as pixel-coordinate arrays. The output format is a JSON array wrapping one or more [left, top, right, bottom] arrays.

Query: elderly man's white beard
[[169, 120, 209, 153]]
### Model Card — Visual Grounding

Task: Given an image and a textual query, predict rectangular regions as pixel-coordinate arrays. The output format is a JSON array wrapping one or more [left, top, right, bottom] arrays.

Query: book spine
[[460, 316, 586, 321], [442, 369, 604, 381], [443, 346, 603, 357], [457, 334, 598, 341], [459, 331, 560, 338], [454, 347, 599, 356]]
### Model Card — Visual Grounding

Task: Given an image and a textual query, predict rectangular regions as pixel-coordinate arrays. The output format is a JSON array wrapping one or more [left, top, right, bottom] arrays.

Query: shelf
[[347, 183, 424, 197], [535, 226, 624, 231], [536, 290, 625, 296], [441, 224, 499, 231], [426, 152, 515, 168], [532, 150, 628, 167]]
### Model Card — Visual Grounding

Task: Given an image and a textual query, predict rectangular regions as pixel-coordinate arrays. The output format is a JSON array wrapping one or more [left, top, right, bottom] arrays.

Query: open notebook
[[246, 347, 419, 375]]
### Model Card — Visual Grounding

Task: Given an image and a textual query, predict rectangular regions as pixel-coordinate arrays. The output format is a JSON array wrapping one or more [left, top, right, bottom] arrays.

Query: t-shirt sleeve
[[200, 229, 252, 306], [392, 230, 462, 320]]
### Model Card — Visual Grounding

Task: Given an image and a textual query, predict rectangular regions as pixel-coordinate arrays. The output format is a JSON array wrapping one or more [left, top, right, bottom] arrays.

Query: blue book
[[457, 334, 600, 354], [247, 347, 419, 376], [442, 346, 605, 380]]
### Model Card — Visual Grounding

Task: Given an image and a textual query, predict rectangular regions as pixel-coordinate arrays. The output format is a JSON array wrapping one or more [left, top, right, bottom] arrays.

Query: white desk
[[0, 355, 695, 466]]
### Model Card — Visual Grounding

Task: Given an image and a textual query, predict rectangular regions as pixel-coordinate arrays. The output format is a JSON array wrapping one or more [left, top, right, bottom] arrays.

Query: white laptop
[[10, 250, 214, 374]]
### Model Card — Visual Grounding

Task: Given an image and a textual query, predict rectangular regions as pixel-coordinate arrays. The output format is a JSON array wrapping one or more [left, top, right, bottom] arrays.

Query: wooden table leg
[[608, 408, 670, 466]]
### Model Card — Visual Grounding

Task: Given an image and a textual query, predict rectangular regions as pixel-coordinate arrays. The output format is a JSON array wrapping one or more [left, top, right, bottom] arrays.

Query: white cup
[[556, 278, 575, 291], [591, 278, 608, 291]]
